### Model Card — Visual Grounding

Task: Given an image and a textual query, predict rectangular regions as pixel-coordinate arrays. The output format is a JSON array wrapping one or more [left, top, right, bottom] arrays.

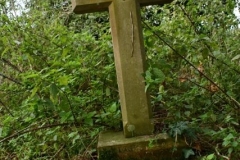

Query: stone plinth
[[98, 131, 187, 160]]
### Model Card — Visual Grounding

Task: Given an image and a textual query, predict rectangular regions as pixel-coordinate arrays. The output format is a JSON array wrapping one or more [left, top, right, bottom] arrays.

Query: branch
[[142, 20, 240, 108], [185, 78, 230, 106], [50, 144, 65, 160], [0, 99, 14, 117], [178, 4, 240, 75], [178, 4, 198, 35], [0, 123, 72, 143], [215, 144, 230, 160], [58, 87, 78, 125], [0, 73, 22, 85], [1, 58, 22, 73]]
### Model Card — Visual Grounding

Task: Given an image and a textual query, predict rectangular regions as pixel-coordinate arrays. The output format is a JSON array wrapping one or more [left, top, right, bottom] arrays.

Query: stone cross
[[72, 0, 172, 138]]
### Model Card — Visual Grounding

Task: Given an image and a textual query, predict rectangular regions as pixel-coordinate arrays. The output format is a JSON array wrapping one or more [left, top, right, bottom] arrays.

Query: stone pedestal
[[98, 131, 187, 160]]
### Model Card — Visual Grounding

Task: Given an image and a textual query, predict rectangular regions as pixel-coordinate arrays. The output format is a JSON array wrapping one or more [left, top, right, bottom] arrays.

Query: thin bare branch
[[1, 58, 22, 73], [0, 73, 22, 85], [0, 100, 14, 117], [142, 20, 240, 108], [0, 123, 72, 143]]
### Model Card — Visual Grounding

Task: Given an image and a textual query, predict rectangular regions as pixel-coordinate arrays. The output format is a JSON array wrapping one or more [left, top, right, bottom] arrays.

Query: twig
[[178, 4, 240, 75], [178, 4, 198, 35], [1, 58, 22, 73], [82, 134, 99, 158], [0, 100, 14, 117], [184, 78, 230, 106], [0, 123, 71, 143], [215, 144, 230, 160], [50, 144, 65, 160], [58, 87, 78, 125], [0, 73, 22, 85]]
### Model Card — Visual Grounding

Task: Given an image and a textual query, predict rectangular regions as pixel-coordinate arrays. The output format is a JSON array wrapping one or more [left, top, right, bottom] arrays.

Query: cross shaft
[[72, 0, 172, 138]]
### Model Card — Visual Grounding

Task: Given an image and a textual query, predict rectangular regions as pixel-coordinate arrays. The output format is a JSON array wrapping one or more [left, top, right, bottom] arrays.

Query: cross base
[[97, 131, 187, 160]]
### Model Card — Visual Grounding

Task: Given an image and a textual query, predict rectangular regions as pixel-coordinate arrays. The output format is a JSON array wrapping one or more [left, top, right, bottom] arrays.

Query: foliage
[[143, 0, 240, 159], [0, 0, 239, 159], [0, 0, 120, 159]]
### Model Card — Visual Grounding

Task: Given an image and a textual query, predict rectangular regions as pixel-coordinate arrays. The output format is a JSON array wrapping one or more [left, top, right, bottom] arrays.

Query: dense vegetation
[[0, 0, 239, 159]]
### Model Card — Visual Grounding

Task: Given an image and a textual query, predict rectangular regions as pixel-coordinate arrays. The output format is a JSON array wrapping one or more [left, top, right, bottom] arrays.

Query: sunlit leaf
[[232, 54, 240, 61], [58, 76, 68, 86]]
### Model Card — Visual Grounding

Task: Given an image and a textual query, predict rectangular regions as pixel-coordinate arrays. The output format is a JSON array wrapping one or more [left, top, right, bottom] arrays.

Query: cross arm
[[72, 0, 173, 14], [71, 0, 112, 14]]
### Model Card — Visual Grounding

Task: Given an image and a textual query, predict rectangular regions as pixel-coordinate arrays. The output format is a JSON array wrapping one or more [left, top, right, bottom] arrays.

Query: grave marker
[[71, 0, 172, 138]]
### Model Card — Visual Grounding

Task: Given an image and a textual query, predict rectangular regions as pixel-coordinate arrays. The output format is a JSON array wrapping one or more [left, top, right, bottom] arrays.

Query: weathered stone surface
[[73, 0, 173, 138], [98, 131, 187, 160], [72, 0, 173, 14], [108, 0, 153, 138]]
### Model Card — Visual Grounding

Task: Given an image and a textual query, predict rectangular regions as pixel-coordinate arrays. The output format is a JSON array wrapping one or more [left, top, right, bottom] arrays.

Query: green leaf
[[30, 85, 39, 98], [153, 68, 165, 83], [0, 127, 2, 137], [145, 83, 150, 92], [106, 87, 111, 96], [1, 47, 9, 57], [68, 131, 78, 138], [183, 149, 195, 158], [59, 96, 70, 112], [58, 76, 68, 86], [60, 111, 71, 123], [24, 73, 39, 79], [146, 37, 154, 47], [224, 133, 234, 141], [85, 118, 93, 126], [184, 111, 191, 117], [145, 70, 152, 80], [210, 114, 216, 122], [72, 134, 80, 144], [206, 153, 215, 160], [232, 141, 238, 147], [87, 111, 96, 118], [53, 135, 58, 141], [232, 54, 240, 61], [202, 47, 209, 59], [62, 48, 70, 58], [50, 83, 58, 103], [109, 103, 117, 112]]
